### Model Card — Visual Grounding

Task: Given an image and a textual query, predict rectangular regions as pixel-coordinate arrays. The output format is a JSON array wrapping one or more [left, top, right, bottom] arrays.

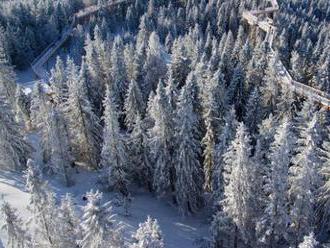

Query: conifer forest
[[0, 0, 330, 247]]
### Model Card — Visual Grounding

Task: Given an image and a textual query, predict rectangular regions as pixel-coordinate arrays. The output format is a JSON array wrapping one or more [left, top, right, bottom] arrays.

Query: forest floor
[[0, 168, 210, 247], [0, 111, 210, 248]]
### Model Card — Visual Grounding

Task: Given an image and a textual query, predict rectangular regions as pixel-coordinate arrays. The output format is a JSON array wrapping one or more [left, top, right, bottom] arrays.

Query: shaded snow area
[[0, 169, 210, 247], [15, 46, 69, 93], [0, 133, 209, 247]]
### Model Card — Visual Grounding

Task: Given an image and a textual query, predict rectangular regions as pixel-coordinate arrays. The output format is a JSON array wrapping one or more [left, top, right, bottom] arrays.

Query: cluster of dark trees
[[0, 0, 330, 247], [0, 0, 83, 67]]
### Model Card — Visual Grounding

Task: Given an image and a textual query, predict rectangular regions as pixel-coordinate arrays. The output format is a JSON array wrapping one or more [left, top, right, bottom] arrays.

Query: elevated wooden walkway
[[243, 0, 330, 108], [31, 0, 130, 82]]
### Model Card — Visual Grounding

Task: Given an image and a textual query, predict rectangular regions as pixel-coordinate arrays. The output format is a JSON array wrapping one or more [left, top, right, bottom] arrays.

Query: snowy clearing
[[0, 169, 209, 247]]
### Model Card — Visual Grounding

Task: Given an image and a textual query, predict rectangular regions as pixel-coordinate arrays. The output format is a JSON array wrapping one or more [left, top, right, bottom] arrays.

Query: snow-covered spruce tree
[[226, 63, 246, 114], [169, 38, 190, 88], [260, 53, 280, 113], [204, 69, 226, 133], [290, 50, 306, 82], [110, 36, 128, 110], [289, 113, 322, 246], [25, 159, 59, 247], [298, 233, 318, 248], [175, 80, 204, 215], [319, 127, 330, 232], [49, 56, 67, 104], [220, 31, 234, 82], [124, 79, 146, 131], [149, 81, 176, 199], [200, 71, 225, 193], [124, 43, 136, 84], [1, 202, 31, 248], [101, 86, 129, 196], [222, 123, 258, 245], [56, 194, 81, 248], [130, 216, 164, 248], [0, 41, 16, 105], [15, 85, 31, 128], [129, 114, 153, 191], [143, 32, 167, 97], [165, 70, 178, 110], [48, 106, 74, 186], [256, 119, 294, 247], [0, 94, 32, 171], [211, 207, 236, 248], [313, 54, 330, 93], [84, 34, 104, 112], [202, 116, 215, 193], [64, 59, 102, 169], [244, 88, 263, 135], [255, 114, 278, 177], [30, 81, 50, 129], [212, 107, 239, 204], [80, 190, 124, 248]]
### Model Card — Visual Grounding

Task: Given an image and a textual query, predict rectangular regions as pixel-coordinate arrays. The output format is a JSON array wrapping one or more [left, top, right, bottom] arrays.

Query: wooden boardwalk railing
[[242, 0, 330, 108]]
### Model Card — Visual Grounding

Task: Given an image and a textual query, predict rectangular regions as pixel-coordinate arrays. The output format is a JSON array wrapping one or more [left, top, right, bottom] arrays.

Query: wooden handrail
[[243, 0, 330, 108]]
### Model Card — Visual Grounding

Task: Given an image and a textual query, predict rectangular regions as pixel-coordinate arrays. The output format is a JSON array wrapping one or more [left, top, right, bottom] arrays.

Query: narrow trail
[[242, 0, 330, 108]]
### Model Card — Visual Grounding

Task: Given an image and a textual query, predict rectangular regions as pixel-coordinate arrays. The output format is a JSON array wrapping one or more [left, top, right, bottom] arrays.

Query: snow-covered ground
[[0, 168, 210, 247], [0, 134, 210, 248], [15, 47, 68, 91]]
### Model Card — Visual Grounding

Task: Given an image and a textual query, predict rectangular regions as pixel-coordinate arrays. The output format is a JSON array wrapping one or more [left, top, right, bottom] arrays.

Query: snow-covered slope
[[0, 168, 209, 247]]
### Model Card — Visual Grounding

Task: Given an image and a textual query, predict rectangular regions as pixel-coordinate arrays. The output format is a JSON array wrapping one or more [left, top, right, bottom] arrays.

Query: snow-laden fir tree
[[49, 56, 67, 104], [255, 114, 278, 180], [148, 81, 176, 198], [130, 216, 164, 248], [15, 85, 31, 129], [260, 54, 280, 113], [212, 107, 238, 204], [48, 106, 74, 186], [211, 207, 236, 248], [124, 79, 146, 131], [84, 34, 104, 112], [101, 86, 129, 196], [175, 80, 204, 215], [165, 70, 178, 110], [0, 94, 32, 170], [244, 88, 263, 135], [129, 114, 153, 191], [64, 59, 102, 169], [0, 41, 16, 106], [256, 119, 294, 247], [80, 190, 124, 248], [202, 116, 215, 193], [298, 233, 318, 248], [289, 113, 322, 246], [226, 63, 246, 113], [222, 123, 258, 245], [30, 82, 50, 129], [1, 202, 31, 248], [319, 127, 330, 233], [56, 194, 81, 248], [143, 32, 167, 96], [25, 159, 59, 247], [110, 36, 128, 109], [169, 38, 190, 88]]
